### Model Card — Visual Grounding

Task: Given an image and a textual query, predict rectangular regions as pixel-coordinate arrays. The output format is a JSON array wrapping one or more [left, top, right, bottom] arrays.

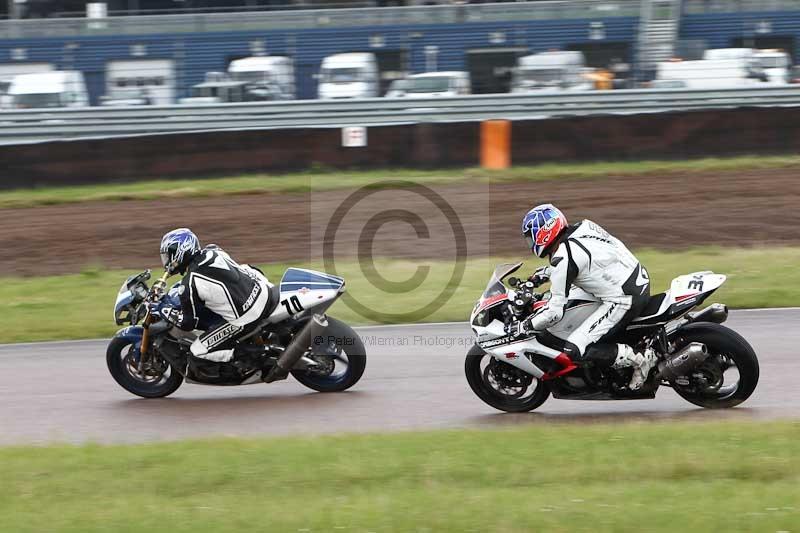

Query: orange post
[[480, 119, 511, 169]]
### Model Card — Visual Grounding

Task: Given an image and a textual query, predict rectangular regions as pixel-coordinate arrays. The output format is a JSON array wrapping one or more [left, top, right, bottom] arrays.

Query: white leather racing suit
[[526, 220, 650, 358], [174, 246, 274, 363]]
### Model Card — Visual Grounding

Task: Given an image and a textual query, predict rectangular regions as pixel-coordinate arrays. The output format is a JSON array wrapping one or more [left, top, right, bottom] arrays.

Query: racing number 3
[[281, 295, 305, 315]]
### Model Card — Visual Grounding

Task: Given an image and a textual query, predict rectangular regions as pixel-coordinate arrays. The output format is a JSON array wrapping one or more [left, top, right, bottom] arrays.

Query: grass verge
[[1, 421, 799, 532], [1, 246, 798, 344], [3, 154, 800, 208]]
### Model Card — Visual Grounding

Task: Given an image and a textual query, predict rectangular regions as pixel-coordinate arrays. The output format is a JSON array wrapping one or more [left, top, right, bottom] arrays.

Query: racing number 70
[[281, 295, 305, 314]]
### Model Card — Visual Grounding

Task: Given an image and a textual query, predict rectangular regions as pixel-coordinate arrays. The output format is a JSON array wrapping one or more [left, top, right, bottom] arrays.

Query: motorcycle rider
[[155, 228, 276, 369], [514, 204, 657, 390]]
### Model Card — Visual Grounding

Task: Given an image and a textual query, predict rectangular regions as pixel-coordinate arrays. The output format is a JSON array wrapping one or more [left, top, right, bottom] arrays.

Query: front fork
[[137, 271, 170, 375]]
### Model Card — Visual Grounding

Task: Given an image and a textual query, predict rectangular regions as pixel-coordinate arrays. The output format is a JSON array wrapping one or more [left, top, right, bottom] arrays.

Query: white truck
[[104, 59, 175, 106], [318, 53, 379, 99], [703, 47, 756, 61], [656, 58, 767, 89], [754, 49, 791, 84], [179, 71, 287, 104], [0, 62, 53, 108], [385, 71, 471, 98], [8, 71, 89, 108], [511, 51, 592, 93], [228, 56, 295, 100]]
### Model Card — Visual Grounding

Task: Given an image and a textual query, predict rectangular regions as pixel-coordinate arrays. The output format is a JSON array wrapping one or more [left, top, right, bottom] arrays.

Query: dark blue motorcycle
[[108, 268, 366, 398]]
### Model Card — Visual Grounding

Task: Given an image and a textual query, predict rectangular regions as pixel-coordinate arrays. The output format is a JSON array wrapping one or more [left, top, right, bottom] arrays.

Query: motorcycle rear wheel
[[290, 317, 366, 393], [465, 344, 550, 413], [107, 337, 183, 398], [670, 323, 759, 409]]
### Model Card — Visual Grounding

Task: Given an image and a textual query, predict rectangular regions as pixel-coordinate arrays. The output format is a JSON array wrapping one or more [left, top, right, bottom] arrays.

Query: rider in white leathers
[[516, 204, 657, 390]]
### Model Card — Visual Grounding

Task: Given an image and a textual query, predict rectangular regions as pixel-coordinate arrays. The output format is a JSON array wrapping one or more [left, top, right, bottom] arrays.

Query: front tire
[[291, 317, 366, 393], [106, 336, 183, 399], [670, 323, 759, 409], [465, 344, 550, 413]]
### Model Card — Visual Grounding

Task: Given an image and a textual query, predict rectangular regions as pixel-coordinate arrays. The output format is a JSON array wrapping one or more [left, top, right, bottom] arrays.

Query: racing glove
[[148, 303, 183, 326], [506, 316, 537, 338], [528, 266, 552, 287]]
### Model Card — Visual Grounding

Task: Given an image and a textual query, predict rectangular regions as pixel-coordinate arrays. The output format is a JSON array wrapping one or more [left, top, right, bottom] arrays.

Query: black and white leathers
[[526, 220, 649, 356], [176, 246, 272, 361]]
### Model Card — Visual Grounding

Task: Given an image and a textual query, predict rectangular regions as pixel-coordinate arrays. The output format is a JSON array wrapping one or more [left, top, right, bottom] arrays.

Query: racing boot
[[612, 344, 658, 390]]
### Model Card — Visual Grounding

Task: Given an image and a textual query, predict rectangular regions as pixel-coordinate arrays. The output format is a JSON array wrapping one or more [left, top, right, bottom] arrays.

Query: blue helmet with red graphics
[[521, 204, 568, 258], [160, 228, 201, 275]]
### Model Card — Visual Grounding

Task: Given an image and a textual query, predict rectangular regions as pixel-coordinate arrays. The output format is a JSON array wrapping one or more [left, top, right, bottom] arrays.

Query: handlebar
[[506, 276, 545, 316], [147, 270, 171, 304]]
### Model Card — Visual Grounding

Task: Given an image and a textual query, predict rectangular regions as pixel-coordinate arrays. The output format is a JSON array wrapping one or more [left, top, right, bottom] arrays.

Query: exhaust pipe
[[263, 314, 328, 383], [657, 342, 709, 382], [687, 303, 728, 324]]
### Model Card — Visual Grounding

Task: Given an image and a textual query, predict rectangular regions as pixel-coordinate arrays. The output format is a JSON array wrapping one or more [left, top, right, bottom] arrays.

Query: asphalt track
[[1, 309, 797, 445]]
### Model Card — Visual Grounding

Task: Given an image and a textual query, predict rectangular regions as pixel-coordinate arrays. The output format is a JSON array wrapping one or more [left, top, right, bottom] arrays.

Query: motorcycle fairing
[[113, 325, 144, 343], [281, 268, 345, 291], [266, 268, 345, 323], [631, 271, 727, 325]]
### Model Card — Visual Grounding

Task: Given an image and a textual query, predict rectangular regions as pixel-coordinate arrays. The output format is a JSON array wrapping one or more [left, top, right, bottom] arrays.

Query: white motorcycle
[[108, 267, 366, 398], [466, 262, 759, 412]]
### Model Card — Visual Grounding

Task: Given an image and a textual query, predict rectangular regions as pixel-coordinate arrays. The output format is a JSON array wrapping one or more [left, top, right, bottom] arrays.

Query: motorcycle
[[466, 262, 759, 412], [108, 267, 366, 398]]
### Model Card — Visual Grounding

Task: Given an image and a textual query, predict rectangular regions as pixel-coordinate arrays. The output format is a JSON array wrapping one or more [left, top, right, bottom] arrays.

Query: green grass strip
[[3, 154, 800, 208], [1, 421, 798, 532], [1, 246, 798, 344]]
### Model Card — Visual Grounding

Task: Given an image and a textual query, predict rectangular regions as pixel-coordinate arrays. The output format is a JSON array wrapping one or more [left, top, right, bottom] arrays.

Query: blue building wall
[[1, 8, 799, 103], [0, 16, 638, 102], [681, 10, 800, 57]]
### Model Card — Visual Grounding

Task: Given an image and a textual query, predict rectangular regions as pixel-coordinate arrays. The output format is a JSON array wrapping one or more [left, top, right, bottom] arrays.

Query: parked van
[[703, 48, 756, 61], [511, 51, 592, 93], [228, 56, 295, 100], [656, 58, 766, 89], [0, 63, 53, 108], [8, 71, 89, 108], [318, 53, 379, 99], [179, 71, 287, 104], [385, 71, 471, 98], [754, 49, 791, 84], [105, 59, 175, 105]]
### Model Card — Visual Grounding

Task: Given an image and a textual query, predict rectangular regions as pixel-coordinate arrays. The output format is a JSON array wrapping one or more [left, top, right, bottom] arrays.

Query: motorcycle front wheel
[[465, 344, 550, 413], [106, 337, 183, 398]]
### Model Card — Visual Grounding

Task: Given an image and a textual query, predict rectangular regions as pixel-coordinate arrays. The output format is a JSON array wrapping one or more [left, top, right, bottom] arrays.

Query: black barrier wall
[[2, 106, 800, 188]]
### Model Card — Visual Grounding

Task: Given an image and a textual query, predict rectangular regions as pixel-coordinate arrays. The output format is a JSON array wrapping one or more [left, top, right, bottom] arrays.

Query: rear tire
[[670, 323, 759, 409], [107, 337, 183, 399], [465, 344, 550, 413], [291, 317, 366, 393]]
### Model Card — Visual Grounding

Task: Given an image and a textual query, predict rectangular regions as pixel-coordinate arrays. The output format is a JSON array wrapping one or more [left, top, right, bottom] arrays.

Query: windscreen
[[760, 56, 788, 68], [231, 71, 274, 83], [13, 93, 63, 108], [515, 68, 564, 85], [322, 68, 363, 83], [481, 263, 523, 300], [404, 77, 451, 93]]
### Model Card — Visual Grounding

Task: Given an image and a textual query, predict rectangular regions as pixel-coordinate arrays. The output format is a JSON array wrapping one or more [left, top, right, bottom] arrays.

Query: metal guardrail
[[2, 86, 800, 144], [0, 0, 639, 38]]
